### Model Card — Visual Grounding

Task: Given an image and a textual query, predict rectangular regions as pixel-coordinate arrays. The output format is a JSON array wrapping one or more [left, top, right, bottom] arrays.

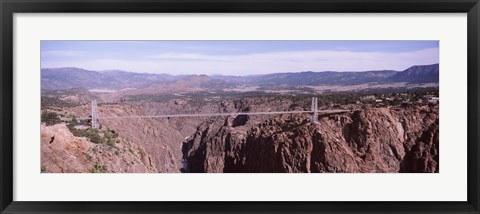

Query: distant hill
[[249, 70, 398, 86], [42, 67, 106, 90], [170, 74, 213, 88], [101, 70, 180, 84], [41, 67, 179, 90], [41, 64, 439, 90], [246, 64, 438, 86], [387, 63, 439, 83]]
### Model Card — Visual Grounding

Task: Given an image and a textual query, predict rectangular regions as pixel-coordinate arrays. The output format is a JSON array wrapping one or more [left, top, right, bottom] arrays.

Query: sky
[[41, 41, 439, 75]]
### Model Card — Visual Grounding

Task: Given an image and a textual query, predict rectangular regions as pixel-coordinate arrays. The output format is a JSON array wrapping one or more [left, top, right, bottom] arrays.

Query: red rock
[[183, 106, 439, 173]]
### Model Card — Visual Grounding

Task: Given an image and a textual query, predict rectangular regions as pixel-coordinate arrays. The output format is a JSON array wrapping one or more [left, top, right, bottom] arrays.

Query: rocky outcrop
[[41, 124, 157, 173], [63, 98, 299, 173], [182, 105, 439, 173], [65, 104, 191, 172], [41, 124, 91, 173], [55, 97, 439, 173]]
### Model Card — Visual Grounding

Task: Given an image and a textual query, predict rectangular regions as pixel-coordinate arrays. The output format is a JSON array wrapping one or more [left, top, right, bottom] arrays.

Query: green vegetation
[[70, 116, 78, 124], [67, 125, 102, 143], [104, 129, 119, 139], [125, 87, 438, 112], [127, 93, 178, 102], [88, 131, 103, 144], [106, 138, 116, 146], [66, 119, 120, 146], [41, 111, 61, 126], [41, 88, 96, 109], [89, 164, 107, 173], [41, 164, 46, 173], [103, 129, 119, 146], [41, 96, 73, 108]]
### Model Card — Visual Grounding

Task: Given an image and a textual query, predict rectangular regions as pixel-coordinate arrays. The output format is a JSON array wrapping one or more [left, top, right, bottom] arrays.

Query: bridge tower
[[311, 97, 319, 124], [91, 100, 100, 129]]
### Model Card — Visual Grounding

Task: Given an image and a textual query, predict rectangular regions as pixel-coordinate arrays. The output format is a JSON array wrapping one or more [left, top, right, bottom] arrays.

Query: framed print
[[1, 0, 479, 213]]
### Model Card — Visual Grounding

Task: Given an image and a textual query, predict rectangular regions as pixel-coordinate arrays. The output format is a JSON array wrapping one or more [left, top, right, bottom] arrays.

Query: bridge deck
[[76, 109, 350, 120]]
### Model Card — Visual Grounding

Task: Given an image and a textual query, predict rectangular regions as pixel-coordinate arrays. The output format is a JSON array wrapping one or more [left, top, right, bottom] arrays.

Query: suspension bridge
[[82, 97, 350, 129]]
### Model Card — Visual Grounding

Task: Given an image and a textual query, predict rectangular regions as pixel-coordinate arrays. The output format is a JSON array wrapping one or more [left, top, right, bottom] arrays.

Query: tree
[[41, 111, 61, 126], [71, 115, 78, 124]]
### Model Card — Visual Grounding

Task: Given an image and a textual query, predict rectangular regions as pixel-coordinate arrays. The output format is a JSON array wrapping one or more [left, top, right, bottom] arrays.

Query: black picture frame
[[1, 0, 479, 213]]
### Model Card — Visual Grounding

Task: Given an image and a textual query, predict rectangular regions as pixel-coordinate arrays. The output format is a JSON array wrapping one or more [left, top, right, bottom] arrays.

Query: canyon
[[41, 95, 439, 173], [40, 63, 439, 173]]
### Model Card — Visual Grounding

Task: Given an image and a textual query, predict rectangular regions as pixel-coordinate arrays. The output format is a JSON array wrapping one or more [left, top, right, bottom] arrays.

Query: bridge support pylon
[[91, 100, 100, 129], [311, 97, 319, 124]]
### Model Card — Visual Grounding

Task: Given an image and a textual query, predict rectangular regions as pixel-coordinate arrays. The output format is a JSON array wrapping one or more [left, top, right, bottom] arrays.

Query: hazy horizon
[[42, 62, 439, 77], [41, 41, 439, 75]]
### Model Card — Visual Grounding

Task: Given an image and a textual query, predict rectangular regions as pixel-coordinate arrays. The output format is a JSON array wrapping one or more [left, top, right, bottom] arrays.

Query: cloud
[[42, 48, 439, 75], [148, 53, 222, 61], [42, 50, 88, 57]]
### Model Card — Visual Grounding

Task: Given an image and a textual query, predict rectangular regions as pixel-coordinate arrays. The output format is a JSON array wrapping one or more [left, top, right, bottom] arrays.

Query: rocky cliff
[[182, 105, 439, 173], [41, 124, 157, 173], [62, 98, 303, 173], [48, 95, 439, 173]]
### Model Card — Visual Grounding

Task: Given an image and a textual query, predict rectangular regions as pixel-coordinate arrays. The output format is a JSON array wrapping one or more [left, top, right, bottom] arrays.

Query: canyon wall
[[183, 105, 439, 173], [41, 124, 157, 173], [46, 98, 439, 173]]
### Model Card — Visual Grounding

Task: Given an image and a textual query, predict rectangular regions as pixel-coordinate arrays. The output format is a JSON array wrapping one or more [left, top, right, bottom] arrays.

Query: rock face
[[41, 124, 91, 173], [48, 96, 438, 173], [41, 124, 157, 173], [63, 98, 299, 173], [65, 102, 211, 172], [182, 106, 439, 173]]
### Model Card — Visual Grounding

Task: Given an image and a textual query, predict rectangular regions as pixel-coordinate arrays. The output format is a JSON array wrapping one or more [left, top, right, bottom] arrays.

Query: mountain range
[[41, 63, 439, 90]]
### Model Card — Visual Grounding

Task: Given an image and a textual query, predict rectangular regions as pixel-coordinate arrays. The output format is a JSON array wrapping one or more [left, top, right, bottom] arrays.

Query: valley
[[40, 64, 439, 173]]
